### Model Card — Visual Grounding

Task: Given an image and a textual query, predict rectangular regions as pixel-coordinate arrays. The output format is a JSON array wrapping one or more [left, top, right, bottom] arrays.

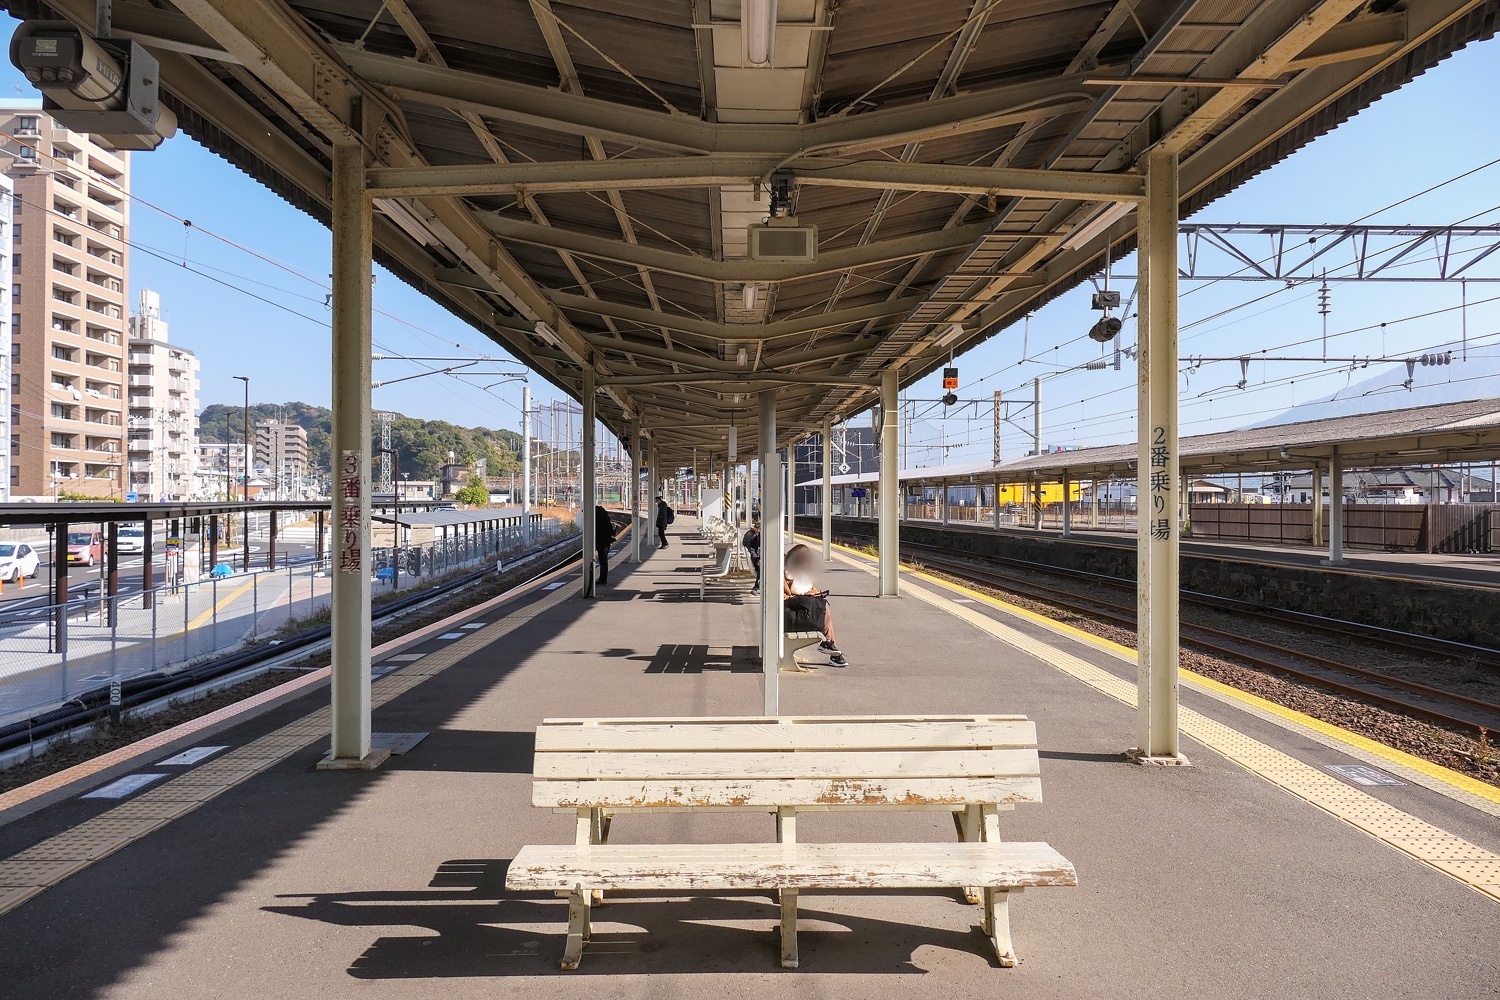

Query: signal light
[[942, 366, 959, 390]]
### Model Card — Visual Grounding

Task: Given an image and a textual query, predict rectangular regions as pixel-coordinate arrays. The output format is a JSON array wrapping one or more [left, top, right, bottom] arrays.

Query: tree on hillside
[[454, 476, 489, 506]]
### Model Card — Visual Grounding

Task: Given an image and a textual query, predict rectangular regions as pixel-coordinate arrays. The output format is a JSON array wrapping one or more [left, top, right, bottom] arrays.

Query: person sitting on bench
[[783, 543, 847, 667]]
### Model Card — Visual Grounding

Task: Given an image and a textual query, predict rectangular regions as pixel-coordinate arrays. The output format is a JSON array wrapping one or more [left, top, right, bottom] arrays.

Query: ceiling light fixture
[[1061, 202, 1135, 252], [742, 283, 758, 312], [743, 0, 778, 67]]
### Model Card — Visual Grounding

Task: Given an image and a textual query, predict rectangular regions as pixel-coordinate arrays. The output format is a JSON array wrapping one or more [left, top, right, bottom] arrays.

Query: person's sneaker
[[750, 586, 760, 595], [818, 640, 839, 653], [829, 653, 849, 667]]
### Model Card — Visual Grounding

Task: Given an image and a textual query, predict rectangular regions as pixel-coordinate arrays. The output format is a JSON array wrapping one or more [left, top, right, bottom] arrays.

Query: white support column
[[821, 417, 832, 561], [1326, 448, 1345, 565], [993, 478, 1002, 530], [581, 367, 596, 598], [630, 424, 643, 563], [521, 384, 532, 544], [321, 142, 383, 771], [940, 481, 949, 526], [647, 445, 658, 549], [1061, 470, 1072, 537], [879, 369, 900, 597], [1132, 146, 1187, 766], [758, 390, 783, 715], [1310, 463, 1323, 548]]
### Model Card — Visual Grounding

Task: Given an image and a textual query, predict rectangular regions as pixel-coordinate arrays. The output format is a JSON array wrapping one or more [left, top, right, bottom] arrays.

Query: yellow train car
[[993, 481, 1081, 505]]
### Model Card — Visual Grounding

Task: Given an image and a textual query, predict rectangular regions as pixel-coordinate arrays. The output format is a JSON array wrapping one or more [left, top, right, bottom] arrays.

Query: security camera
[[1088, 316, 1122, 343], [10, 22, 177, 150]]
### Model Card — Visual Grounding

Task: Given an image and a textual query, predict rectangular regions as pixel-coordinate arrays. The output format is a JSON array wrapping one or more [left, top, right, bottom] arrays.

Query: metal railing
[[0, 517, 566, 727]]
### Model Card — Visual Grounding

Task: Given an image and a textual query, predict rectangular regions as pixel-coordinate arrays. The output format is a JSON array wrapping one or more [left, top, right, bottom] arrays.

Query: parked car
[[66, 531, 102, 566], [117, 524, 146, 554], [0, 542, 39, 582]]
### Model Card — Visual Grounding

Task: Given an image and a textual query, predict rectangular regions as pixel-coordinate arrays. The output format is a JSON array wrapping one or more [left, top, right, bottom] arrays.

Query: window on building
[[11, 226, 18, 243], [18, 146, 35, 162], [10, 343, 18, 363], [51, 402, 75, 420], [12, 284, 19, 299], [17, 116, 37, 133], [53, 229, 75, 248], [11, 254, 18, 271], [50, 432, 75, 449], [12, 314, 19, 329], [51, 345, 75, 362]]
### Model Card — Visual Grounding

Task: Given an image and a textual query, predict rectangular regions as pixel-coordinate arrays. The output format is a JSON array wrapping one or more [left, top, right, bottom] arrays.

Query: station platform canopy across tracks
[[16, 0, 1494, 763]]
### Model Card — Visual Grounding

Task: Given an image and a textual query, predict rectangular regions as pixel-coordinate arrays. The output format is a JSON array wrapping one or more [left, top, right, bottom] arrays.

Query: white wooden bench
[[506, 715, 1076, 970], [781, 630, 825, 671], [699, 541, 755, 598]]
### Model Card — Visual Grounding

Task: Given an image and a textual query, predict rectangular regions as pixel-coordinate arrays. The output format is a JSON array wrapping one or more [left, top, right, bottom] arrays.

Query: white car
[[0, 542, 40, 582], [117, 524, 146, 554]]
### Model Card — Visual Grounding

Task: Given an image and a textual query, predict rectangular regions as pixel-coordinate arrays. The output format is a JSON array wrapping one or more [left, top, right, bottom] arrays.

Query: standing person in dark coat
[[743, 517, 762, 595], [594, 505, 616, 585], [654, 496, 672, 547]]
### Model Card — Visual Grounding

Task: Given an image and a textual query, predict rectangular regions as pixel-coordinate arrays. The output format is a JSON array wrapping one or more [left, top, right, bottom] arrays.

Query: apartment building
[[1, 101, 131, 498], [126, 289, 199, 500], [195, 441, 249, 499], [254, 420, 308, 498], [0, 172, 13, 501]]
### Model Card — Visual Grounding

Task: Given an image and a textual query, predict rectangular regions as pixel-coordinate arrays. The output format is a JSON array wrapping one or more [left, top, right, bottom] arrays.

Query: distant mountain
[[1251, 352, 1500, 427], [199, 401, 527, 478]]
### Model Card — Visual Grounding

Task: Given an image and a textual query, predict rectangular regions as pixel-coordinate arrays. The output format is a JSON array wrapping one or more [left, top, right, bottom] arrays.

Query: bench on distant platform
[[506, 715, 1076, 970]]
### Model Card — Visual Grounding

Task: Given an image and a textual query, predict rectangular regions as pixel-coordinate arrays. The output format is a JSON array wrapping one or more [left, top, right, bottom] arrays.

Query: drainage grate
[[157, 746, 229, 767], [1326, 764, 1405, 787], [81, 774, 168, 800]]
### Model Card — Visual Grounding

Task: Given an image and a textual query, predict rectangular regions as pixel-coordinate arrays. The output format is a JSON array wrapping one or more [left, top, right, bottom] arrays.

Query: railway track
[[900, 542, 1500, 738]]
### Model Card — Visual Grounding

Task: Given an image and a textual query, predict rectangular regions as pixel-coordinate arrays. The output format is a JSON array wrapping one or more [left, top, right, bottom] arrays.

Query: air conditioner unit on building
[[747, 222, 817, 262]]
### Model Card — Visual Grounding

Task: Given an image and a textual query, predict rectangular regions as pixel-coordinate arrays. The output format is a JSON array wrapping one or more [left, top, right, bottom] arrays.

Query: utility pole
[[234, 375, 250, 570], [521, 383, 532, 541], [1032, 378, 1041, 456], [993, 390, 1003, 464]]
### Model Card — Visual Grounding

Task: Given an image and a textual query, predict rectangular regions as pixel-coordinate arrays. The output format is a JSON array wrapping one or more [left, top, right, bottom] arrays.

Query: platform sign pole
[[1132, 146, 1187, 765], [581, 365, 597, 598], [821, 417, 832, 561], [1061, 471, 1072, 538], [1310, 463, 1323, 548], [759, 390, 782, 715], [627, 420, 641, 563], [879, 368, 900, 597], [321, 140, 382, 771]]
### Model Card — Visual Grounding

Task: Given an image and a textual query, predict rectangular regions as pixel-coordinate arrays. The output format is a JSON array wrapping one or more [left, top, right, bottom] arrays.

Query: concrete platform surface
[[0, 525, 1496, 1000]]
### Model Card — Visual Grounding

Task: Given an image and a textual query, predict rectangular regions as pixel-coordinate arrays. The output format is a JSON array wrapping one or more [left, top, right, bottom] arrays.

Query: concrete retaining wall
[[800, 515, 1500, 647]]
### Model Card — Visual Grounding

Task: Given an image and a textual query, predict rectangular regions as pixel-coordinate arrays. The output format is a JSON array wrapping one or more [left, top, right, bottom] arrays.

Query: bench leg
[[982, 888, 1017, 967], [955, 805, 982, 904], [780, 888, 799, 969], [562, 884, 592, 971]]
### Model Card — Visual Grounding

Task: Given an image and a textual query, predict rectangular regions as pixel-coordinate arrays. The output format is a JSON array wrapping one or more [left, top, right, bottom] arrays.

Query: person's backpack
[[666, 507, 676, 524], [743, 528, 760, 552]]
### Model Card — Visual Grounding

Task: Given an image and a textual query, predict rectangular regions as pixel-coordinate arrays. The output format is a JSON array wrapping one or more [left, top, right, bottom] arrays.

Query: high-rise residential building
[[254, 420, 308, 498], [195, 441, 249, 499], [1, 101, 130, 499], [0, 171, 13, 502], [126, 289, 199, 500]]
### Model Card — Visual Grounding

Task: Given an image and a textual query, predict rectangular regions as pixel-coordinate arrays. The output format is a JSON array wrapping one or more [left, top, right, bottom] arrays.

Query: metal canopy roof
[[23, 0, 1497, 465], [799, 398, 1500, 485]]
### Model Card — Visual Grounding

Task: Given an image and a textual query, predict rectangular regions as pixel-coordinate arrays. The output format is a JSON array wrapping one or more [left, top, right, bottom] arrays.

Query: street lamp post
[[379, 447, 400, 589], [233, 375, 250, 570]]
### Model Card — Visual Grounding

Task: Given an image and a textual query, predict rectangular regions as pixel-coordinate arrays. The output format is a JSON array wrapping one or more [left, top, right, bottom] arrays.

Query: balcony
[[129, 461, 152, 473], [127, 374, 153, 388]]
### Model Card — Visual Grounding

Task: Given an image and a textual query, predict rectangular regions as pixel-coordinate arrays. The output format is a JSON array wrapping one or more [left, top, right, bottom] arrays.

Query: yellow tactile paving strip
[[814, 538, 1500, 905], [0, 563, 578, 916]]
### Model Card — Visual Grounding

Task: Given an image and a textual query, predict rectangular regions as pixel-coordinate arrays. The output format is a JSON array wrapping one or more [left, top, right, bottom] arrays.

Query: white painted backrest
[[532, 716, 1043, 809]]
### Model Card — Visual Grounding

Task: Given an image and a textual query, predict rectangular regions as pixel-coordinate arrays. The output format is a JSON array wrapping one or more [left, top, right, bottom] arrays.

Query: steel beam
[[544, 288, 923, 341], [322, 142, 383, 770], [630, 421, 643, 563], [878, 369, 900, 597], [368, 156, 1143, 202], [482, 213, 993, 284], [1326, 448, 1346, 565], [338, 45, 1095, 157], [759, 389, 782, 715]]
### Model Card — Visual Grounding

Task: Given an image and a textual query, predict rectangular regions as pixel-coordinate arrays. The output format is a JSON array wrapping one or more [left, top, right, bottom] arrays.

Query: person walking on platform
[[655, 495, 673, 547], [783, 543, 847, 667], [743, 517, 762, 595], [594, 505, 616, 585]]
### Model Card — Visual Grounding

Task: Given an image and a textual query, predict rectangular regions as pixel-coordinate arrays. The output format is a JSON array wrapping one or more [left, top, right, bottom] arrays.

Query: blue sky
[[2, 23, 1497, 459]]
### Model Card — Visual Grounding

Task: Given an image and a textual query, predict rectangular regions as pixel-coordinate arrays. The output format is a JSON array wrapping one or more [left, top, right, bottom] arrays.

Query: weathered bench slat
[[535, 748, 1040, 781], [537, 718, 1035, 752], [506, 841, 1078, 891], [542, 714, 1030, 726], [533, 775, 1043, 809]]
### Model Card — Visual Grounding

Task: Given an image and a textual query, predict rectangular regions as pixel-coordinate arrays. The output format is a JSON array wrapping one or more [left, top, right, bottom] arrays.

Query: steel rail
[[901, 546, 1500, 737]]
